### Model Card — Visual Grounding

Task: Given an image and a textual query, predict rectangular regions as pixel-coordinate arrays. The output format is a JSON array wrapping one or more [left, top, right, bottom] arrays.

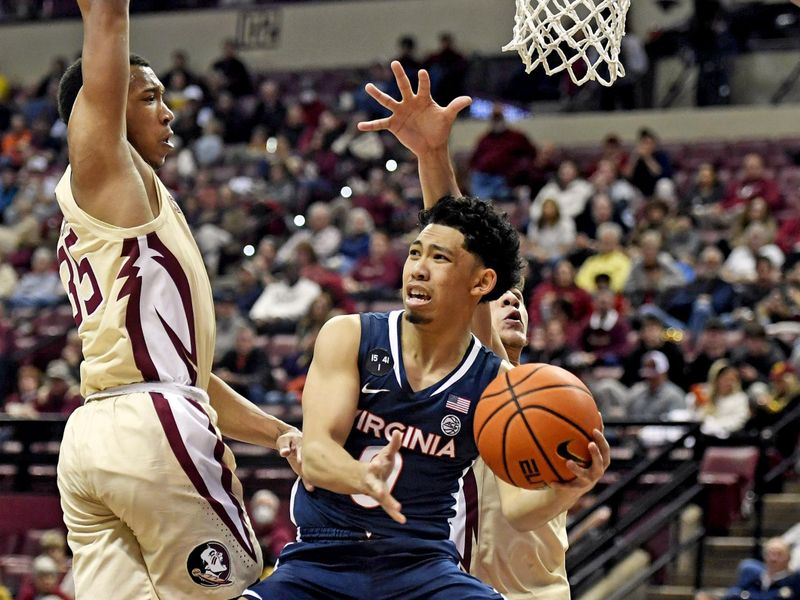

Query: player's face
[[126, 66, 175, 168], [403, 224, 491, 324], [490, 288, 528, 350]]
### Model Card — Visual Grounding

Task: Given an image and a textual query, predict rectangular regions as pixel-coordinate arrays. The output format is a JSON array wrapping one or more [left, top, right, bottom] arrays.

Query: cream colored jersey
[[55, 165, 215, 397], [470, 459, 570, 600]]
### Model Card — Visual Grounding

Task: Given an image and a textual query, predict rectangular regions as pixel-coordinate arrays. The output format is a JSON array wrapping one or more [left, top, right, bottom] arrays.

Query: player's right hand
[[362, 431, 406, 524], [357, 61, 471, 158]]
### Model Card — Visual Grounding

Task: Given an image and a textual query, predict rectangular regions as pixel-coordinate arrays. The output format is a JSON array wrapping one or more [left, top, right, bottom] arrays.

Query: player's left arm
[[358, 61, 470, 210], [496, 428, 610, 531], [207, 373, 302, 473]]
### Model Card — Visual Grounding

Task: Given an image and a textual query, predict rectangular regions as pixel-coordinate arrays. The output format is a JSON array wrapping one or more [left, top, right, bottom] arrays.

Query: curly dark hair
[[419, 196, 523, 303], [58, 54, 150, 124]]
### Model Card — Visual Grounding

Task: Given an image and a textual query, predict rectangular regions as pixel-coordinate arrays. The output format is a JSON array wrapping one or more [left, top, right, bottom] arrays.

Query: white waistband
[[85, 382, 209, 405]]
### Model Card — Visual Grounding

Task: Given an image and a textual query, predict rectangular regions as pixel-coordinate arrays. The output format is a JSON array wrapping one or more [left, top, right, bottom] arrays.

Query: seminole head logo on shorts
[[187, 541, 233, 587]]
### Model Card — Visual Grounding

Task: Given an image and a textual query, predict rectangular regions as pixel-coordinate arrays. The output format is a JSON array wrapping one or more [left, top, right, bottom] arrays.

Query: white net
[[503, 0, 631, 87]]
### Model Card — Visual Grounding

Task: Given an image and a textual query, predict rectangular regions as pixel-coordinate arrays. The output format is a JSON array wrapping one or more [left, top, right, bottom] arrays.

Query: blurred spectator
[[0, 303, 15, 401], [214, 289, 248, 363], [209, 91, 251, 144], [599, 31, 649, 111], [171, 84, 204, 146], [34, 56, 68, 98], [15, 555, 71, 600], [589, 157, 637, 207], [249, 489, 294, 567], [249, 262, 321, 334], [59, 329, 82, 383], [262, 163, 297, 208], [695, 538, 800, 600], [192, 118, 225, 166], [623, 128, 673, 198], [731, 321, 786, 387], [776, 214, 800, 256], [211, 39, 253, 97], [622, 313, 687, 390], [722, 153, 782, 213], [0, 167, 18, 216], [624, 230, 686, 308], [0, 246, 17, 297], [575, 287, 631, 367], [747, 361, 800, 458], [526, 197, 576, 262], [276, 202, 341, 265], [738, 255, 781, 312], [344, 230, 402, 300], [679, 162, 725, 226], [337, 207, 374, 271], [252, 80, 287, 137], [4, 365, 41, 417], [216, 325, 272, 403], [425, 32, 468, 106], [35, 360, 82, 415], [661, 245, 734, 340], [295, 242, 355, 314], [530, 159, 593, 221], [573, 192, 628, 262], [574, 222, 631, 293], [0, 194, 42, 254], [234, 261, 265, 314], [627, 351, 686, 419], [469, 105, 536, 201], [8, 247, 64, 308], [528, 319, 574, 369], [686, 318, 732, 386], [1, 113, 32, 168], [38, 529, 74, 597], [691, 359, 749, 438], [528, 259, 593, 328], [160, 49, 201, 92], [732, 197, 776, 248], [392, 35, 423, 90], [722, 222, 784, 284]]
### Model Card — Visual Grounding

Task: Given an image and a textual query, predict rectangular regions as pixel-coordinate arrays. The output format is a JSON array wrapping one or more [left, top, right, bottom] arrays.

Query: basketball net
[[503, 0, 631, 87]]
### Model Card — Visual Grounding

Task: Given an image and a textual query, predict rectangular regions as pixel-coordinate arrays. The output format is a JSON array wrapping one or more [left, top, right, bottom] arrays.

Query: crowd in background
[[0, 32, 798, 449]]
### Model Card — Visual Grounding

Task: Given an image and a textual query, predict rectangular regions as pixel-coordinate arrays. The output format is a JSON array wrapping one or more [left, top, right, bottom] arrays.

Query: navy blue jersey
[[290, 310, 503, 556]]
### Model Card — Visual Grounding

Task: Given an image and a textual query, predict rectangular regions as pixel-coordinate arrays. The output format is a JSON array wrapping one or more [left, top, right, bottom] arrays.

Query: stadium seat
[[699, 446, 760, 533]]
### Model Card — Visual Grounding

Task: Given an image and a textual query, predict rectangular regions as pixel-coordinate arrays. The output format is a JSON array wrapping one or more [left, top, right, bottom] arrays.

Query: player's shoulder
[[319, 313, 362, 340]]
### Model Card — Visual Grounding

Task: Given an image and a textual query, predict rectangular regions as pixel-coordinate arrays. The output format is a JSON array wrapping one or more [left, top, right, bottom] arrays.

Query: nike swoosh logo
[[556, 440, 592, 469], [362, 384, 390, 394]]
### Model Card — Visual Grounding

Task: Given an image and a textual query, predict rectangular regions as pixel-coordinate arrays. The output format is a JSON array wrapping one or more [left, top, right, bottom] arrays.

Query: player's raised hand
[[362, 431, 406, 524], [554, 428, 611, 496], [277, 429, 314, 492], [358, 60, 471, 157]]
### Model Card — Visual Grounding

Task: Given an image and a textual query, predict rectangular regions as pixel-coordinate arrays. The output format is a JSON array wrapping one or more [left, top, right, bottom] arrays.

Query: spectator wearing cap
[[622, 313, 688, 390], [686, 318, 732, 386], [214, 289, 248, 363], [722, 152, 783, 214], [36, 360, 82, 415], [15, 555, 71, 600], [695, 537, 800, 600], [691, 359, 750, 439], [627, 351, 687, 420], [575, 222, 632, 293], [731, 322, 787, 388]]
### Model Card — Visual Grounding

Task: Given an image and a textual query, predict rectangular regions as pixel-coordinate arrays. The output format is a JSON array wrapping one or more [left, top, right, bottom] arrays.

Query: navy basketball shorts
[[243, 530, 506, 600]]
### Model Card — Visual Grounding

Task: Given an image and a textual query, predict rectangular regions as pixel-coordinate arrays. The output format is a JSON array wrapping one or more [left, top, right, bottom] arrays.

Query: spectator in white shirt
[[276, 202, 341, 266]]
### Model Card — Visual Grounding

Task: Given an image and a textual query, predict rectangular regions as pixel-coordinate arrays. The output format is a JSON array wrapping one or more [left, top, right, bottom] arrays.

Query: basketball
[[474, 363, 602, 489]]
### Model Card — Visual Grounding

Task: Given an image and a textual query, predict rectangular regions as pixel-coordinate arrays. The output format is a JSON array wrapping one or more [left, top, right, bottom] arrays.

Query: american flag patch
[[445, 394, 471, 414]]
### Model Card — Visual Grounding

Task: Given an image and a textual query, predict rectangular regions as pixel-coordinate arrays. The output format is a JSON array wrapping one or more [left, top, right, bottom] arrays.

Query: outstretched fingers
[[364, 82, 400, 110], [391, 60, 414, 100], [357, 116, 392, 132], [445, 95, 473, 118], [417, 69, 431, 99]]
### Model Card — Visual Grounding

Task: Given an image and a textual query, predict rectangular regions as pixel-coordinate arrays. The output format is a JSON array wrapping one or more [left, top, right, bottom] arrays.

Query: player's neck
[[401, 317, 473, 373], [506, 347, 521, 366]]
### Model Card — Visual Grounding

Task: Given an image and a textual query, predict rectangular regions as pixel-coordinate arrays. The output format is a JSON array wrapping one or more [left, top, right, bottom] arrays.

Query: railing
[[567, 421, 705, 597]]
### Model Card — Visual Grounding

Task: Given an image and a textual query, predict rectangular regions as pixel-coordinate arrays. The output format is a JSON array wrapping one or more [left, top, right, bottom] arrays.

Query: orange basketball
[[474, 363, 601, 489]]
